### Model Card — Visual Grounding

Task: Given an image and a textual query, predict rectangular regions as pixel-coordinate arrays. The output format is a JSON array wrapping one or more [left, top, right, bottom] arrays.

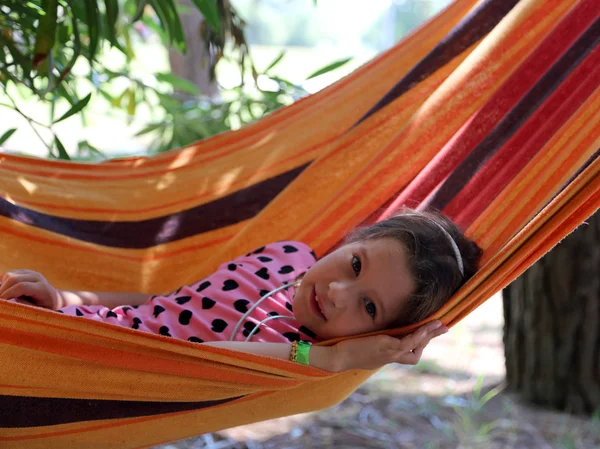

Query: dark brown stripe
[[428, 16, 600, 211], [0, 163, 309, 249], [354, 0, 520, 127], [0, 394, 244, 428]]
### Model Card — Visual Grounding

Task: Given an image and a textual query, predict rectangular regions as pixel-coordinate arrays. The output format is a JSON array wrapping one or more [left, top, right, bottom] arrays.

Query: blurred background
[[0, 0, 453, 159], [1, 1, 598, 448]]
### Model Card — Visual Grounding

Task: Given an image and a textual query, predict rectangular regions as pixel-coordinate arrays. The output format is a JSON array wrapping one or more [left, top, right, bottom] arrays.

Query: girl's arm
[[58, 290, 152, 309], [205, 341, 339, 372], [204, 321, 448, 373], [0, 269, 155, 310]]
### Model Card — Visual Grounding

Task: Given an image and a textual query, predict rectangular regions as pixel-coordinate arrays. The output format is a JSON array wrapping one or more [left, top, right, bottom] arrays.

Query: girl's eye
[[351, 255, 361, 276], [364, 298, 377, 320]]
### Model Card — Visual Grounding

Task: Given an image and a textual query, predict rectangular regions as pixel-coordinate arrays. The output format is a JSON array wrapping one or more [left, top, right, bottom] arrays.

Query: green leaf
[[33, 0, 58, 71], [0, 128, 17, 146], [156, 72, 201, 95], [54, 136, 70, 160], [56, 82, 77, 106], [132, 0, 148, 22], [149, 0, 186, 51], [135, 123, 163, 137], [189, 0, 221, 34], [306, 57, 352, 80], [77, 140, 105, 159], [264, 50, 285, 74], [157, 92, 181, 112], [53, 93, 92, 123], [141, 15, 167, 42], [126, 87, 136, 116], [122, 25, 135, 61], [103, 0, 120, 46], [97, 88, 114, 104], [84, 0, 101, 60]]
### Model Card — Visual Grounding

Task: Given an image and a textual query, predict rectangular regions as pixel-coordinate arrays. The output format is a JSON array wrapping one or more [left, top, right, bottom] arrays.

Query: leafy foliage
[[0, 0, 349, 159]]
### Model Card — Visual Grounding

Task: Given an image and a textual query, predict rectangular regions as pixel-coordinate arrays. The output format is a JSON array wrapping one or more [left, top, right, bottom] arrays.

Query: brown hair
[[344, 208, 482, 326]]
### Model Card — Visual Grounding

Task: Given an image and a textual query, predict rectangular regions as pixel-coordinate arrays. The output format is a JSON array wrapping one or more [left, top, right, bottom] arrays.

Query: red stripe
[[385, 0, 599, 217], [447, 46, 600, 227]]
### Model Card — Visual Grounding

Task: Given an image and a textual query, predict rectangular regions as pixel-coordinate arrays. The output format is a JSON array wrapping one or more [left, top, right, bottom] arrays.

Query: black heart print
[[132, 317, 142, 329], [153, 305, 165, 318], [259, 289, 270, 298], [283, 245, 298, 253], [285, 302, 293, 312], [299, 326, 316, 339], [234, 299, 250, 313], [278, 265, 294, 274], [122, 306, 132, 315], [75, 309, 84, 316], [179, 310, 193, 325], [106, 310, 118, 318], [159, 326, 171, 337], [310, 250, 317, 260], [196, 281, 211, 292], [202, 297, 216, 309], [228, 263, 237, 271], [176, 296, 191, 305], [211, 319, 228, 333], [222, 280, 239, 291], [252, 246, 266, 254], [283, 332, 300, 342], [255, 267, 270, 280], [267, 311, 279, 317], [257, 256, 272, 262], [242, 321, 260, 338], [188, 336, 204, 343]]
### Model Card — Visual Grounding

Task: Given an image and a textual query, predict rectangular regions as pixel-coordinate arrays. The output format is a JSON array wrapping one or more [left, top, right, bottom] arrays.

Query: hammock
[[0, 0, 598, 446]]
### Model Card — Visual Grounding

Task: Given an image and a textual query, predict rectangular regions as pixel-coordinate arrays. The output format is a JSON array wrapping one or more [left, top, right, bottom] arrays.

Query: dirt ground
[[155, 294, 600, 449]]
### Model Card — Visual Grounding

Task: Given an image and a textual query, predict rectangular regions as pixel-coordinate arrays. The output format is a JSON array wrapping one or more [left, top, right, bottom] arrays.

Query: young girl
[[0, 209, 481, 373]]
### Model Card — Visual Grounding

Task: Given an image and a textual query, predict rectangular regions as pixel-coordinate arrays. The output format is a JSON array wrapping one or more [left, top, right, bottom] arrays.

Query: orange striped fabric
[[0, 0, 599, 447]]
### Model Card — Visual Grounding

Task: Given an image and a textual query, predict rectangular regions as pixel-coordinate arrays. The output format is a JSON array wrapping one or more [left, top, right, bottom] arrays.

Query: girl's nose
[[328, 281, 350, 308]]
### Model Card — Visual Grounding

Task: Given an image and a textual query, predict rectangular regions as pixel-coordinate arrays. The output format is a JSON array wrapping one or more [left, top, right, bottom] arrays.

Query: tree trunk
[[168, 0, 218, 98], [503, 211, 600, 414]]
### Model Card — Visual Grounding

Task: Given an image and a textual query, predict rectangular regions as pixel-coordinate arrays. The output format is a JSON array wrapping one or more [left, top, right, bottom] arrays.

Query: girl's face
[[293, 238, 415, 340]]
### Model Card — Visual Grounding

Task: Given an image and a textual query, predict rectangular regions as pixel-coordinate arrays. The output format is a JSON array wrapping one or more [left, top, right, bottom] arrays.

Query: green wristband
[[297, 341, 312, 365]]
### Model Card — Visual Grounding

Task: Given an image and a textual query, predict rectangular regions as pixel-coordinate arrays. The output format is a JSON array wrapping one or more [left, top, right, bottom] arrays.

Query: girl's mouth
[[310, 286, 326, 321]]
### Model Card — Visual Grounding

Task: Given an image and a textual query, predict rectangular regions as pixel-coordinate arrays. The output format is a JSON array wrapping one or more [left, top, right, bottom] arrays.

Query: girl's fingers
[[396, 350, 419, 365], [394, 325, 449, 365], [1, 270, 40, 283], [431, 326, 449, 339], [0, 273, 40, 297], [0, 277, 19, 297], [0, 282, 39, 301], [398, 321, 443, 350]]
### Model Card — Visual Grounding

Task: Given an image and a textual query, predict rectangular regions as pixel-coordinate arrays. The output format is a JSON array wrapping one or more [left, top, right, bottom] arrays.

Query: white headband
[[401, 214, 464, 276]]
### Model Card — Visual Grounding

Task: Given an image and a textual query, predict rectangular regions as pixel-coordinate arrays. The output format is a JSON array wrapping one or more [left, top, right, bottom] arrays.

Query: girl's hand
[[0, 270, 63, 310], [331, 321, 448, 372]]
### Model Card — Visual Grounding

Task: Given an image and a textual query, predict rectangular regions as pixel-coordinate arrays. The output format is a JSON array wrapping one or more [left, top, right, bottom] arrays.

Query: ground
[[154, 293, 600, 449]]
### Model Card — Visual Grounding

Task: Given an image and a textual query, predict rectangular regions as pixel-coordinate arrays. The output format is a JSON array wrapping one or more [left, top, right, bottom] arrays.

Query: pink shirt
[[57, 241, 319, 344]]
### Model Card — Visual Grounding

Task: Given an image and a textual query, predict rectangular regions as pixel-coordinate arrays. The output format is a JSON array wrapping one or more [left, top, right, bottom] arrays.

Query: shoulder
[[229, 241, 317, 274], [242, 241, 316, 261]]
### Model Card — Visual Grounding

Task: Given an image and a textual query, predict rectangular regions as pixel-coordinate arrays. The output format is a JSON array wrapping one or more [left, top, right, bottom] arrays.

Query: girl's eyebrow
[[358, 245, 387, 323]]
